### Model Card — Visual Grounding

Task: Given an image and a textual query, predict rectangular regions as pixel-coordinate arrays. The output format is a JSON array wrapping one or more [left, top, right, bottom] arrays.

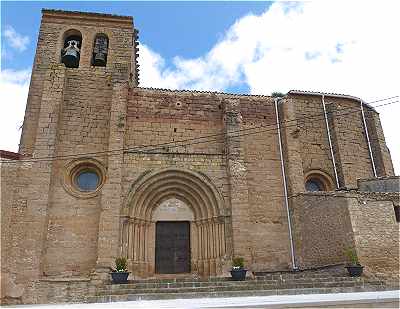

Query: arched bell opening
[[92, 33, 109, 67], [61, 29, 82, 68], [121, 168, 231, 278]]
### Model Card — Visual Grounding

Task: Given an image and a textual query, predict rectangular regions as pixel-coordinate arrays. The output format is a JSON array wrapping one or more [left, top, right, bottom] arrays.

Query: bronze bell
[[93, 36, 108, 67], [62, 40, 80, 68], [93, 52, 106, 66]]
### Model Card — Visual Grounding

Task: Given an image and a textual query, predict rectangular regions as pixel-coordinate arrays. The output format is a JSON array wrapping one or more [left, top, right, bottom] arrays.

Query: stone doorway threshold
[[151, 273, 196, 280]]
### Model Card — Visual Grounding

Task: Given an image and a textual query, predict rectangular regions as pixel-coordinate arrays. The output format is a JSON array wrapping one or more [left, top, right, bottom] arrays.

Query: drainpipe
[[321, 94, 340, 189], [274, 98, 298, 271], [360, 99, 377, 177]]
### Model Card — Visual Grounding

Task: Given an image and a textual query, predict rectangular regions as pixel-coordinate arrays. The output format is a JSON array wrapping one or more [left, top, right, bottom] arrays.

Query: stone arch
[[91, 33, 109, 67], [121, 168, 230, 277], [304, 169, 335, 191], [60, 29, 82, 68]]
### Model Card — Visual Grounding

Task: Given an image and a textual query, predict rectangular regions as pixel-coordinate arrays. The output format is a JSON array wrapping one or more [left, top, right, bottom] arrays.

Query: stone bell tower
[[12, 9, 140, 282], [19, 9, 139, 156]]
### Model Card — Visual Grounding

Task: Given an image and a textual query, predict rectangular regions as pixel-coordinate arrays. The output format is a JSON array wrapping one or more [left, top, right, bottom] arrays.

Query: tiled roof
[[288, 90, 375, 110], [0, 150, 21, 160], [136, 88, 375, 110], [42, 9, 133, 20], [137, 87, 272, 98]]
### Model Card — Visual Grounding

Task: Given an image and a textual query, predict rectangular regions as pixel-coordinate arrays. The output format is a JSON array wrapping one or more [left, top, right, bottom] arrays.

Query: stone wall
[[1, 8, 398, 305], [287, 93, 393, 190], [358, 176, 399, 192], [291, 191, 399, 280], [290, 192, 355, 269], [292, 95, 337, 186], [347, 192, 399, 280], [19, 9, 135, 156], [122, 89, 292, 273], [1, 162, 20, 303], [241, 98, 291, 271]]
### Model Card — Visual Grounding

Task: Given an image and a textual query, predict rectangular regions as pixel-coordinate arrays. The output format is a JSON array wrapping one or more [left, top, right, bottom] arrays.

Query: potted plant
[[344, 247, 363, 277], [230, 257, 247, 281], [110, 257, 130, 284]]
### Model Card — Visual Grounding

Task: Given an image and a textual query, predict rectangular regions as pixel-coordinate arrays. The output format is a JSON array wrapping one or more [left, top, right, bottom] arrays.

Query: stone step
[[103, 276, 382, 291], [255, 272, 348, 280], [88, 285, 390, 303], [126, 273, 348, 284], [98, 283, 364, 296], [98, 279, 385, 296]]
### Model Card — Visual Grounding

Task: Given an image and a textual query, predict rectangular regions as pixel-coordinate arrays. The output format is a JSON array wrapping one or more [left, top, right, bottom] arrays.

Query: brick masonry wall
[[123, 88, 228, 212]]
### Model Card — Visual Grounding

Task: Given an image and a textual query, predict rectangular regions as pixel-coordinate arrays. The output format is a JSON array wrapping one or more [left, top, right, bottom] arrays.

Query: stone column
[[280, 98, 305, 195], [95, 82, 127, 277], [223, 98, 251, 263], [366, 110, 395, 177]]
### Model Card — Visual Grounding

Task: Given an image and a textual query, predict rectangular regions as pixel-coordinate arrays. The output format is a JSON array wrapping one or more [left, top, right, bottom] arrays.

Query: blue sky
[[1, 1, 267, 77], [1, 1, 399, 173]]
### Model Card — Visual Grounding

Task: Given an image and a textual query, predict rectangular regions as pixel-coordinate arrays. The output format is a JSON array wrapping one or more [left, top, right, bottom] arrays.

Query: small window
[[304, 170, 333, 192], [394, 206, 400, 223], [75, 170, 100, 192], [92, 34, 109, 67], [61, 29, 82, 68], [305, 179, 325, 192]]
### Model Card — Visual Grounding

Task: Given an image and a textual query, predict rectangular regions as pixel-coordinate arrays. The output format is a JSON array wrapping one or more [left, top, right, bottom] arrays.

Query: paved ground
[[7, 290, 399, 308]]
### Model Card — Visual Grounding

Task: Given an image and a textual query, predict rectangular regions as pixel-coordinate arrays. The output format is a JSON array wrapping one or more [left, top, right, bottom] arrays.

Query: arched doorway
[[121, 168, 231, 278], [154, 199, 192, 274]]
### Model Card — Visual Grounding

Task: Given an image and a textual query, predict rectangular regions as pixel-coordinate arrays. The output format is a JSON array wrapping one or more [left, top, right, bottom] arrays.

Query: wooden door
[[155, 221, 190, 274]]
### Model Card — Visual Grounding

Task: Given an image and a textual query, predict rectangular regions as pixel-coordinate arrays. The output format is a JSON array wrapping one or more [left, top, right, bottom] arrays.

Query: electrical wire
[[1, 98, 398, 164]]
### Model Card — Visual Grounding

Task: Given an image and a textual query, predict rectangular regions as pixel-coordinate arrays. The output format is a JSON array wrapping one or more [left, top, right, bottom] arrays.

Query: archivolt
[[121, 168, 230, 277], [123, 168, 226, 221]]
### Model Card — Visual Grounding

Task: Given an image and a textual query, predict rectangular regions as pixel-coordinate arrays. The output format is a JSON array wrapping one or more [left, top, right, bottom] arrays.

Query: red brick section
[[0, 150, 21, 160]]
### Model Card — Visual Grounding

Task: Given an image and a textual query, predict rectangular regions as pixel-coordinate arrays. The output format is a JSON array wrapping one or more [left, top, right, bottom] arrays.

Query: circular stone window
[[63, 159, 106, 198], [75, 170, 100, 192]]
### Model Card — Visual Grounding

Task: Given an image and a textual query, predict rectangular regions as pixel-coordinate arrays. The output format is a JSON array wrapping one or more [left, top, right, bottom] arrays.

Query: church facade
[[1, 10, 398, 304]]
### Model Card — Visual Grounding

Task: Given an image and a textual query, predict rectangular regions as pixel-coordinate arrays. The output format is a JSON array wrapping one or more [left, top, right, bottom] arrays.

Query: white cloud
[[3, 25, 30, 52], [0, 69, 30, 152], [1, 2, 399, 174], [138, 1, 400, 174]]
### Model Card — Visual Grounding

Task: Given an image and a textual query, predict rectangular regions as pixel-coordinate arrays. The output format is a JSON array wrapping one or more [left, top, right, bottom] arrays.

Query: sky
[[0, 1, 399, 174]]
